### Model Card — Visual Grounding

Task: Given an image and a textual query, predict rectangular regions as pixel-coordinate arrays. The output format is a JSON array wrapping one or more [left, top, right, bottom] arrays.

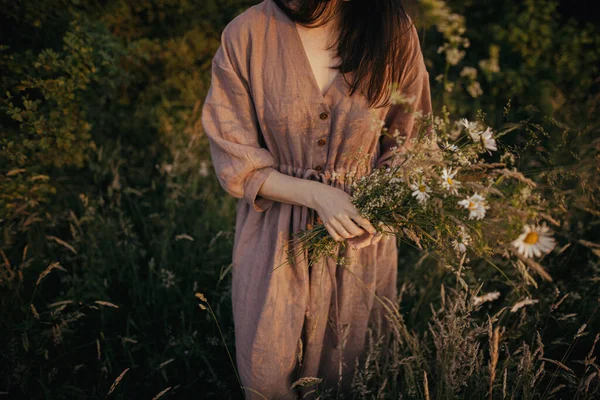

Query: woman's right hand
[[308, 184, 377, 244]]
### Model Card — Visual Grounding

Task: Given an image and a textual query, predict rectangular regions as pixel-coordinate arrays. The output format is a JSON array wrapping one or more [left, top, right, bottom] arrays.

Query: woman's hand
[[308, 184, 378, 247], [256, 171, 382, 249]]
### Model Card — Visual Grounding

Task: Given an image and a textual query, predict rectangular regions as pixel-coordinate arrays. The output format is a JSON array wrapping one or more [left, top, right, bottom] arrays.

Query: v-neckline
[[274, 0, 342, 101]]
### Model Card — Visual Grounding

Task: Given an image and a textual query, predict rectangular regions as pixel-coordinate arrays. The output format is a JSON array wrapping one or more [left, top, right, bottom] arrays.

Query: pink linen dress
[[200, 0, 432, 398]]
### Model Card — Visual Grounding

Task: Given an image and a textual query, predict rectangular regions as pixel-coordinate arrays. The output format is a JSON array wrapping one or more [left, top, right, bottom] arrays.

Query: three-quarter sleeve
[[375, 23, 432, 170], [201, 27, 278, 213]]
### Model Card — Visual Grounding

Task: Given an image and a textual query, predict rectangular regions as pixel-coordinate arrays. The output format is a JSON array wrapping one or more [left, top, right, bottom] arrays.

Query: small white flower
[[199, 161, 210, 177], [500, 152, 516, 166], [458, 193, 488, 220], [389, 177, 403, 184], [511, 223, 557, 258], [442, 141, 459, 152], [445, 48, 465, 66], [479, 58, 500, 74], [460, 118, 478, 133], [467, 81, 483, 98], [410, 181, 431, 204], [451, 225, 471, 253], [470, 126, 497, 152], [159, 268, 177, 289], [460, 66, 478, 80], [441, 168, 461, 195]]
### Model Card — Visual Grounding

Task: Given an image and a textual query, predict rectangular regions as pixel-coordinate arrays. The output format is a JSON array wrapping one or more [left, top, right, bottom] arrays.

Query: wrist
[[297, 180, 322, 210]]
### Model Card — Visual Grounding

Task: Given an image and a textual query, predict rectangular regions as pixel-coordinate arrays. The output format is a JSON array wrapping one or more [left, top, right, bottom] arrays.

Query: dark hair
[[273, 0, 415, 108]]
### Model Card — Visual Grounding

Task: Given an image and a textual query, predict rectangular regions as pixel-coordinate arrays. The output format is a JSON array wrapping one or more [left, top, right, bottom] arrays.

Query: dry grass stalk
[[105, 368, 129, 398], [423, 370, 430, 400], [502, 367, 507, 399], [514, 252, 553, 282], [488, 322, 501, 400], [45, 235, 78, 254], [465, 162, 507, 171], [30, 304, 40, 319], [151, 387, 171, 400], [0, 249, 15, 281], [35, 262, 66, 287], [159, 358, 174, 369], [290, 377, 322, 390], [48, 300, 74, 308], [510, 297, 539, 313], [551, 293, 569, 311], [495, 168, 537, 187], [541, 357, 575, 374], [94, 301, 119, 309]]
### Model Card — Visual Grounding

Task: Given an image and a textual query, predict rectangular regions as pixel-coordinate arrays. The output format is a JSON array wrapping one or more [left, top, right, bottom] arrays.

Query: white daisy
[[511, 223, 557, 258], [441, 168, 461, 195], [451, 226, 471, 253], [410, 181, 431, 204], [460, 118, 478, 133], [458, 193, 488, 220], [470, 126, 497, 152]]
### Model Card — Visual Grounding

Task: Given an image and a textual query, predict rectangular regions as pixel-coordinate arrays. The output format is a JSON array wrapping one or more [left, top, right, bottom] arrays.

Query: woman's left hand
[[347, 230, 384, 250]]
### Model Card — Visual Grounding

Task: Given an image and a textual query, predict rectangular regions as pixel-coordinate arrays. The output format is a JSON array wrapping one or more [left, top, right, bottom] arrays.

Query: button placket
[[315, 108, 331, 173]]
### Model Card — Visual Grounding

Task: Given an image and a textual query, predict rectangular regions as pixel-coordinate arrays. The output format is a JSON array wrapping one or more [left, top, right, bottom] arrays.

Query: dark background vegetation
[[1, 0, 598, 398]]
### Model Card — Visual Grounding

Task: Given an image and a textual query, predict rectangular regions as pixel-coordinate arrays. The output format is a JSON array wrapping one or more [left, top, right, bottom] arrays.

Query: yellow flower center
[[524, 232, 539, 245], [419, 185, 426, 192], [468, 201, 475, 209], [447, 177, 453, 185]]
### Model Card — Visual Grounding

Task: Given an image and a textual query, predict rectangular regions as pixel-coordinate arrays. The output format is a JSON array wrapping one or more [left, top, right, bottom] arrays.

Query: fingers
[[339, 215, 366, 237], [347, 233, 372, 250], [329, 219, 355, 240], [371, 231, 384, 245], [349, 213, 376, 235], [324, 222, 343, 242], [347, 230, 385, 250]]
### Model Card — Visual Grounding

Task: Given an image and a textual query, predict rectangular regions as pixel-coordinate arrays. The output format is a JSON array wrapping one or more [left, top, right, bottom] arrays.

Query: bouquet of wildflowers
[[287, 94, 558, 287]]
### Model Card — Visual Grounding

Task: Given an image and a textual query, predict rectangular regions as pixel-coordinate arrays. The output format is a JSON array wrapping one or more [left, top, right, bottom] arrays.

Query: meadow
[[1, 0, 599, 398]]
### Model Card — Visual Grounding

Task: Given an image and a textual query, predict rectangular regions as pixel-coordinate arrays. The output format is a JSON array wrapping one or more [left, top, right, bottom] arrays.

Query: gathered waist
[[276, 163, 373, 192], [276, 163, 372, 234]]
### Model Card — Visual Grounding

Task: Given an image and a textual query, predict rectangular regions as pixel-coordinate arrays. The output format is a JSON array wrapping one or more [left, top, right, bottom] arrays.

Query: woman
[[201, 0, 431, 398]]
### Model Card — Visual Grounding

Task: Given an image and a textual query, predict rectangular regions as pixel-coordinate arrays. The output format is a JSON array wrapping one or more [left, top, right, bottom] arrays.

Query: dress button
[[319, 112, 329, 120], [317, 138, 327, 146], [314, 165, 323, 172]]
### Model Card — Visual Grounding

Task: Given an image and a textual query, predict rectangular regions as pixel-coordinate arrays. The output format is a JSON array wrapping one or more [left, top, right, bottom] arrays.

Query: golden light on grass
[[488, 324, 501, 400], [30, 303, 39, 319], [35, 262, 66, 287], [94, 301, 119, 308], [151, 387, 172, 400], [45, 235, 77, 254], [105, 368, 129, 398]]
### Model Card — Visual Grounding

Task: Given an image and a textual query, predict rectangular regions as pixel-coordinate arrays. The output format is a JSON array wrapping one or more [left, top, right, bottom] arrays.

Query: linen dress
[[200, 0, 432, 398]]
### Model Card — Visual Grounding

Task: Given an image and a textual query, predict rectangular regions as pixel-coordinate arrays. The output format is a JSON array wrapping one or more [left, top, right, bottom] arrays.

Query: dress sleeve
[[375, 23, 432, 170], [201, 27, 278, 213]]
